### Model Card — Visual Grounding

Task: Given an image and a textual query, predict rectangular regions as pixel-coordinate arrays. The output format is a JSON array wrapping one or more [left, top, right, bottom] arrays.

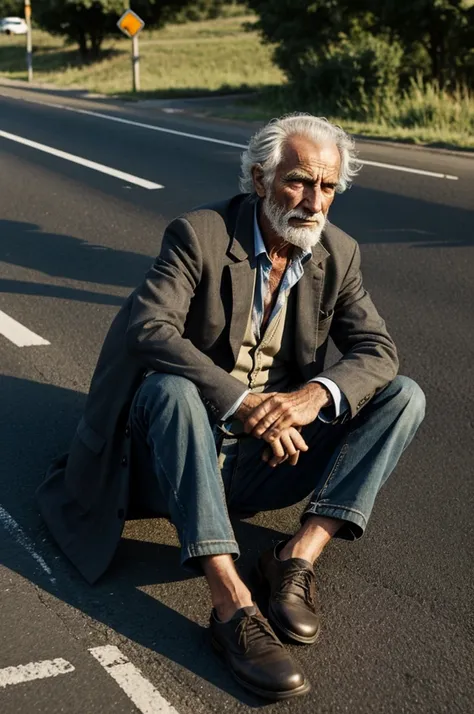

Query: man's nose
[[304, 184, 323, 214]]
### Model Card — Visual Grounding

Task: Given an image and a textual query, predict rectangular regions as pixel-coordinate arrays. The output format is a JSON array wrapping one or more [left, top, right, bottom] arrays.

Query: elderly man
[[38, 114, 425, 701]]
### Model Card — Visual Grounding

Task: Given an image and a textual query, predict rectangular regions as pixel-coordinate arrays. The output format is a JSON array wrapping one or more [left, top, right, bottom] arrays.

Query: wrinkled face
[[254, 135, 341, 250]]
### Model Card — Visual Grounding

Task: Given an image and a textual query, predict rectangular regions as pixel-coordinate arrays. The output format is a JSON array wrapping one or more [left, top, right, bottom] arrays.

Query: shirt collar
[[253, 204, 312, 264], [254, 205, 267, 258]]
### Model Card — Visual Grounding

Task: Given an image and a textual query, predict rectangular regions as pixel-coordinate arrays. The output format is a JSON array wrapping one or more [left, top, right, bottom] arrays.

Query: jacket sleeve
[[317, 241, 399, 417], [126, 217, 247, 419]]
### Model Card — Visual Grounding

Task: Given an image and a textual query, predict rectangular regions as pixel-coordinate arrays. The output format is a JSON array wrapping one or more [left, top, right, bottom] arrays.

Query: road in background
[[1, 84, 473, 714]]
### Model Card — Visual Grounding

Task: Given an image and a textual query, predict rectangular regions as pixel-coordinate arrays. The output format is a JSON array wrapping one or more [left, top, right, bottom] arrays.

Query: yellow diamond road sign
[[117, 9, 145, 39]]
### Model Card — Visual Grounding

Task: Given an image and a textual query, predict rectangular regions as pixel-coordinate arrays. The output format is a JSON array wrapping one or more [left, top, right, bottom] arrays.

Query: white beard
[[262, 193, 326, 251]]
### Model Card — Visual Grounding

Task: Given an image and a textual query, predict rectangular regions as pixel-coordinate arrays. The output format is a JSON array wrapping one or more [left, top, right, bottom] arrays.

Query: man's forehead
[[278, 135, 340, 178]]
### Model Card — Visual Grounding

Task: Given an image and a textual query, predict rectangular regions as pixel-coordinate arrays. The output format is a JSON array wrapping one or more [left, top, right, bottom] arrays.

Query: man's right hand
[[234, 392, 276, 423], [235, 394, 308, 467]]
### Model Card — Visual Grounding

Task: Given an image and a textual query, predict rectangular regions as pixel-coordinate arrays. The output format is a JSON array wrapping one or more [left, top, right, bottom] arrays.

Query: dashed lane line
[[0, 309, 50, 347], [0, 129, 164, 189], [0, 503, 178, 710], [0, 91, 460, 180], [89, 646, 180, 714], [0, 647, 181, 712], [0, 658, 74, 688]]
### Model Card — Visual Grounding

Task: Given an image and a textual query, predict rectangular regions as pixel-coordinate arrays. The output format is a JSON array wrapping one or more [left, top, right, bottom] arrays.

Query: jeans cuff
[[302, 502, 367, 541], [181, 539, 240, 573]]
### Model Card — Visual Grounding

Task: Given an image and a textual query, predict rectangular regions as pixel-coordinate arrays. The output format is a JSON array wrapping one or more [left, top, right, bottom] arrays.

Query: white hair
[[239, 113, 361, 194]]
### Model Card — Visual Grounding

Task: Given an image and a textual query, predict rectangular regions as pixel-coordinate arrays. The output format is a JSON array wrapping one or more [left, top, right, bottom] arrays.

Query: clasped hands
[[234, 383, 331, 468]]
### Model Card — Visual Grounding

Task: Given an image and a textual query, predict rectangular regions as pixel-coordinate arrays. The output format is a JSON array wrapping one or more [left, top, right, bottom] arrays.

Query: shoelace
[[275, 567, 315, 607], [236, 614, 283, 653]]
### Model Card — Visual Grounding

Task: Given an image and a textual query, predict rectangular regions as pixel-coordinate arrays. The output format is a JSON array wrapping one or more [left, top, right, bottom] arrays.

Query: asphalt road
[[0, 83, 473, 714]]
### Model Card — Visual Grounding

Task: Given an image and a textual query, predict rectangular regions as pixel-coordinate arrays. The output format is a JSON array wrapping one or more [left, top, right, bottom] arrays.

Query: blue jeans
[[130, 374, 425, 569]]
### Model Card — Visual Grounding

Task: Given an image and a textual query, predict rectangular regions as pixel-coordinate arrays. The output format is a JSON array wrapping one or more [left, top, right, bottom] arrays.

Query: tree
[[173, 0, 228, 22], [0, 0, 25, 15], [248, 0, 474, 90], [247, 0, 371, 84], [34, 1, 121, 61], [34, 0, 193, 62], [371, 0, 474, 87]]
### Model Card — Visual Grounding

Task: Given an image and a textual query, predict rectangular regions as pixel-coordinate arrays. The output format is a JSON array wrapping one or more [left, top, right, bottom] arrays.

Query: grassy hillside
[[0, 15, 284, 95]]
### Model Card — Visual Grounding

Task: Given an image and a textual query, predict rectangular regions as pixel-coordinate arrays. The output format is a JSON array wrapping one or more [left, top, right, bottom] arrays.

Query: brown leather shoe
[[210, 604, 310, 700], [258, 546, 321, 644]]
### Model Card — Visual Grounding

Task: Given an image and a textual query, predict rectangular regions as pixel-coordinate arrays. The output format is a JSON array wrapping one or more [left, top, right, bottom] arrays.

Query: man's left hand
[[262, 426, 308, 468], [244, 383, 331, 440]]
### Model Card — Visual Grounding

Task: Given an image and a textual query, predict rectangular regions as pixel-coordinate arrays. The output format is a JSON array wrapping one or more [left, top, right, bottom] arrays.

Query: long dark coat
[[37, 194, 398, 583]]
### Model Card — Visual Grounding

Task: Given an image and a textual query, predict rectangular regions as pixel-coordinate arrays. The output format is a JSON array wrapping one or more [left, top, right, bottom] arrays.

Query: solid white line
[[0, 658, 74, 688], [0, 91, 460, 180], [30, 98, 463, 181], [360, 158, 459, 180], [61, 105, 248, 149], [89, 646, 180, 714], [0, 129, 164, 189], [0, 506, 56, 583], [0, 309, 50, 347], [47, 105, 463, 180]]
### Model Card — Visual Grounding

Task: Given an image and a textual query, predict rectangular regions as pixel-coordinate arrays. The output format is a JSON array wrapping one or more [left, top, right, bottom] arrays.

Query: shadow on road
[[0, 279, 125, 306], [0, 375, 289, 707], [0, 219, 153, 290], [332, 186, 474, 248], [1, 183, 473, 314]]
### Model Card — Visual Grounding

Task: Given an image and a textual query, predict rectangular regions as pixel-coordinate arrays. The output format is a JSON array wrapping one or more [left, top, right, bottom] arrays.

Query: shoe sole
[[256, 564, 321, 646], [211, 636, 311, 701]]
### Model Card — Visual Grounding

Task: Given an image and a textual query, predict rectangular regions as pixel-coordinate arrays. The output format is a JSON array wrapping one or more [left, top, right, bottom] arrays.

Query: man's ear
[[251, 165, 266, 198]]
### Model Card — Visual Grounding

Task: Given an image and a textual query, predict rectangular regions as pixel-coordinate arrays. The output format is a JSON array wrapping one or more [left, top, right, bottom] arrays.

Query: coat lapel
[[227, 196, 257, 363], [295, 241, 329, 370], [228, 262, 255, 362], [225, 197, 331, 368]]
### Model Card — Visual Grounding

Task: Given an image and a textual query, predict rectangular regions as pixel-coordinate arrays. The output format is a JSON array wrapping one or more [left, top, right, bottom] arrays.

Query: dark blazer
[[37, 194, 398, 583]]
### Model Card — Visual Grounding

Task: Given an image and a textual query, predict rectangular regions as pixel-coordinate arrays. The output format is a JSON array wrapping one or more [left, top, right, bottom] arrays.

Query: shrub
[[294, 32, 403, 120], [392, 76, 474, 133]]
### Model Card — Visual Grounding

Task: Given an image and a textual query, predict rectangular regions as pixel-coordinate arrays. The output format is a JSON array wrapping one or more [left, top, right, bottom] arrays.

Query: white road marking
[[0, 658, 74, 688], [0, 129, 164, 189], [0, 505, 55, 584], [0, 309, 50, 347], [58, 108, 461, 181], [89, 646, 180, 714], [0, 91, 460, 179], [60, 105, 248, 149], [360, 158, 459, 180]]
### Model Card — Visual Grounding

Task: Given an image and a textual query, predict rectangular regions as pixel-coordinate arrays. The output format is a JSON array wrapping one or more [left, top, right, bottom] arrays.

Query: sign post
[[117, 9, 145, 93], [24, 0, 33, 82], [132, 33, 140, 92]]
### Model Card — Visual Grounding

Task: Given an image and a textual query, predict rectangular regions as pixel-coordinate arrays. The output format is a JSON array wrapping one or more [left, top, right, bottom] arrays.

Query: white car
[[0, 17, 28, 35]]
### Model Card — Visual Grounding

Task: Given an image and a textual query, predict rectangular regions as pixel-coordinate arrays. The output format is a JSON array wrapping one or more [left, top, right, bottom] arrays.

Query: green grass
[[0, 15, 284, 95], [212, 80, 474, 151], [0, 17, 473, 149]]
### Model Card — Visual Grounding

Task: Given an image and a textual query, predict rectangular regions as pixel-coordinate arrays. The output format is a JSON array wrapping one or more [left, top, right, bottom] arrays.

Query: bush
[[249, 0, 474, 94], [392, 77, 474, 133], [172, 0, 245, 23], [293, 32, 403, 121]]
